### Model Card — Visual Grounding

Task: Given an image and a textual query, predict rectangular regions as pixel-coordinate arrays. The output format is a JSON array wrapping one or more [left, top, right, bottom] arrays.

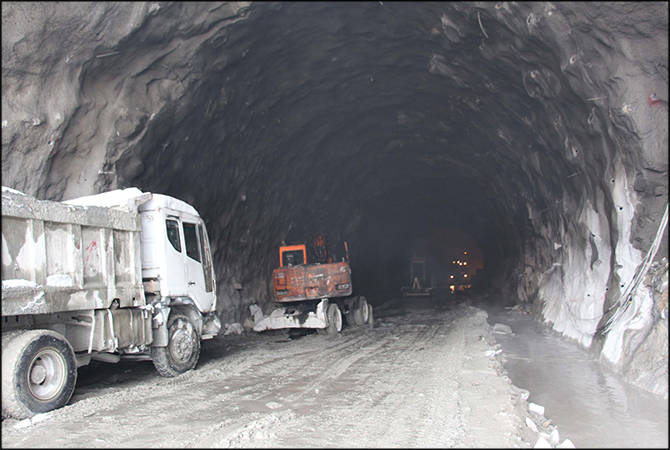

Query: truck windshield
[[197, 224, 213, 292]]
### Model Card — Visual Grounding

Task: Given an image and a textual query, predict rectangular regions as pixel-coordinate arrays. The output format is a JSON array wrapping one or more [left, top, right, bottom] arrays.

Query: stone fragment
[[485, 349, 502, 358], [243, 317, 255, 332], [13, 412, 52, 429], [493, 323, 513, 334], [250, 304, 264, 323], [556, 438, 576, 448], [30, 413, 51, 424], [525, 417, 538, 433], [534, 436, 552, 448], [13, 419, 32, 430], [517, 388, 530, 400], [224, 322, 244, 335], [549, 428, 560, 446], [529, 402, 545, 415]]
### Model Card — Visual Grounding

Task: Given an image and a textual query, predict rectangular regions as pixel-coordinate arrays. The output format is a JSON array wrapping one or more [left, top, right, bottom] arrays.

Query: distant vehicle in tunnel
[[253, 235, 371, 333], [1, 187, 221, 419], [449, 257, 471, 293], [401, 256, 434, 297]]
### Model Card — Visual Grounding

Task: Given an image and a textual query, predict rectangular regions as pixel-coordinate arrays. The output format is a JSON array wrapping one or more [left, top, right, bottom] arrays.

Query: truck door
[[163, 216, 188, 295], [181, 220, 216, 313]]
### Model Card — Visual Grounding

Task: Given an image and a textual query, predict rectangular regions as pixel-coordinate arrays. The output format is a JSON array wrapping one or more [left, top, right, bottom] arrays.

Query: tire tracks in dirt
[[2, 299, 538, 448]]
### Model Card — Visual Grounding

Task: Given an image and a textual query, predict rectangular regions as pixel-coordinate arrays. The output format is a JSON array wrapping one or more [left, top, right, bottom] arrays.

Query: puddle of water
[[485, 306, 668, 448]]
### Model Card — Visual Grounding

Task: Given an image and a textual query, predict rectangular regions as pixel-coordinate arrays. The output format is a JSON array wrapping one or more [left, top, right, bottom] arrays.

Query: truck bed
[[1, 187, 146, 315]]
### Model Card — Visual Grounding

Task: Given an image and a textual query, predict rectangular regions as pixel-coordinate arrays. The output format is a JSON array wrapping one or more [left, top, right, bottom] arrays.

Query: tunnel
[[2, 2, 668, 397]]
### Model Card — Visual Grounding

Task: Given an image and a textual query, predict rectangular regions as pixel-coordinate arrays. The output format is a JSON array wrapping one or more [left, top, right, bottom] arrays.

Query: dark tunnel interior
[[100, 1, 619, 308]]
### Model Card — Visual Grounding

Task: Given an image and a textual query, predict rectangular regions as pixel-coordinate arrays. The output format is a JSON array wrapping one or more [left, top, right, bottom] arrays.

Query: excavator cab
[[280, 245, 306, 267], [277, 237, 349, 270]]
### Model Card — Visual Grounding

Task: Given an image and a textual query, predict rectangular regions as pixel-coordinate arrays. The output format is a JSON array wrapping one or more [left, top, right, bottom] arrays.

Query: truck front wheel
[[2, 330, 77, 419], [151, 313, 201, 377], [324, 303, 342, 334]]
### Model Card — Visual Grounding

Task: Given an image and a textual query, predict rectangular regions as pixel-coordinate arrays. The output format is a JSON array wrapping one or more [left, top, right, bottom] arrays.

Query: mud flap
[[253, 299, 329, 332], [202, 313, 221, 339]]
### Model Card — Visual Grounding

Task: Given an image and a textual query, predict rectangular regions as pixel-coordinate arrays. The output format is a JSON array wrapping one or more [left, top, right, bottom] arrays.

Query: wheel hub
[[171, 323, 194, 363], [28, 349, 66, 401], [30, 364, 47, 385]]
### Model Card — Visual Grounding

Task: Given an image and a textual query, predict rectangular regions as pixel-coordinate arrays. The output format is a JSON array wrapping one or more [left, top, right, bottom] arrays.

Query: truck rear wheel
[[2, 329, 77, 419], [152, 313, 201, 377], [344, 309, 356, 326], [353, 296, 370, 325], [324, 303, 342, 334]]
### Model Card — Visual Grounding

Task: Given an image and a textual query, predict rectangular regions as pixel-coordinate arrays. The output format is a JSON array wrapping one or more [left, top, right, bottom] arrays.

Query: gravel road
[[2, 297, 549, 448]]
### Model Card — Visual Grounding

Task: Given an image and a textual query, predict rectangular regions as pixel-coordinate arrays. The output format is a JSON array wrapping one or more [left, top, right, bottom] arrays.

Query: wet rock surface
[[484, 299, 668, 448], [1, 2, 668, 394]]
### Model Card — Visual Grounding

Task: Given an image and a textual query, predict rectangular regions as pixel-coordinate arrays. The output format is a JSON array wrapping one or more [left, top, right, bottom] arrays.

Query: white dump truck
[[1, 187, 221, 419]]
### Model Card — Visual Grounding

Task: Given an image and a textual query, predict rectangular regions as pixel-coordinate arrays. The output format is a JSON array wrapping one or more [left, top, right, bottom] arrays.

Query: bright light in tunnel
[[424, 227, 484, 290]]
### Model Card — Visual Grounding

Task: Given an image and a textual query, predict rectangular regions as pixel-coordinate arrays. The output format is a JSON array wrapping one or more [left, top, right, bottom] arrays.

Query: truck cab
[[138, 194, 216, 314]]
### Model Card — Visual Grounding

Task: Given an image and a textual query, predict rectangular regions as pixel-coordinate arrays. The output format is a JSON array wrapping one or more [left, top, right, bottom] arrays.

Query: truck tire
[[353, 296, 370, 325], [151, 313, 201, 377], [2, 329, 77, 419], [324, 303, 343, 334], [344, 308, 356, 327]]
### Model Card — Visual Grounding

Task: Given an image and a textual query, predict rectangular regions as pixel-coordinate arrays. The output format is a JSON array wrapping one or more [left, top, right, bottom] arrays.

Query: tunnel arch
[[2, 1, 667, 396]]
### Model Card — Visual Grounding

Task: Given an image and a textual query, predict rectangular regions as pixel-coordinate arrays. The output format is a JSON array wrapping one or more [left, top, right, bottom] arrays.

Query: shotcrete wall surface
[[2, 2, 668, 396]]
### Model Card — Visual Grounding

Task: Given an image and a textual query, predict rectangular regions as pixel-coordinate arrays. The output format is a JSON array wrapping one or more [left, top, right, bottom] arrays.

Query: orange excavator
[[253, 235, 372, 333]]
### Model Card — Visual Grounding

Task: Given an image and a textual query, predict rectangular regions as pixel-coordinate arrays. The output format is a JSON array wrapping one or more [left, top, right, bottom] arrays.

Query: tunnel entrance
[[2, 2, 667, 397]]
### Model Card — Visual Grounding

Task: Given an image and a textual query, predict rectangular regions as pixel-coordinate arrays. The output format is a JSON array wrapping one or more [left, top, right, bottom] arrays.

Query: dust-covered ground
[[2, 297, 559, 448]]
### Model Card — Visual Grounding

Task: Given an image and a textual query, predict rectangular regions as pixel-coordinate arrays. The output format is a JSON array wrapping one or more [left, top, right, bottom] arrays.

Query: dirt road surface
[[2, 298, 550, 448]]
